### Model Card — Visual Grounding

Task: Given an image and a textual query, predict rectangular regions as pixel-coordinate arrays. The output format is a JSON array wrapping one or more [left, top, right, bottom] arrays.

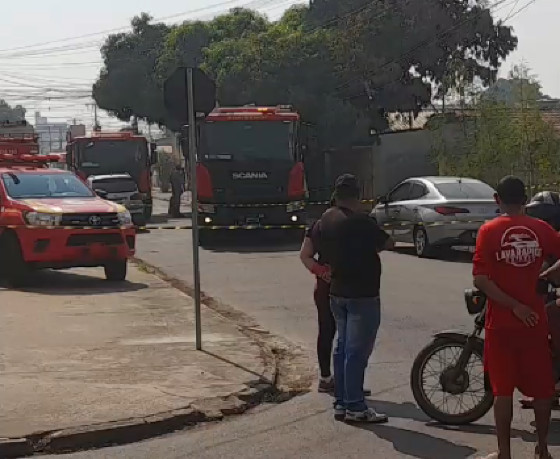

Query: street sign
[[164, 67, 216, 125]]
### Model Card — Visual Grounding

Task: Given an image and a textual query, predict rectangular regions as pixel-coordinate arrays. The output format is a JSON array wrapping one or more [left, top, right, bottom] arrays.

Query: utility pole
[[94, 105, 100, 130], [186, 68, 202, 351], [87, 103, 100, 131], [520, 73, 533, 192]]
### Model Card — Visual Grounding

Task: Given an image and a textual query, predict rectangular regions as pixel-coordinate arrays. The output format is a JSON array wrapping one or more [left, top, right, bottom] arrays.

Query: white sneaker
[[345, 407, 388, 424]]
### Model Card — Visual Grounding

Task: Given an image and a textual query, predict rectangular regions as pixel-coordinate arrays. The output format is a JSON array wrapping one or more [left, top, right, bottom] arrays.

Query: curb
[[0, 390, 273, 458], [0, 261, 314, 458]]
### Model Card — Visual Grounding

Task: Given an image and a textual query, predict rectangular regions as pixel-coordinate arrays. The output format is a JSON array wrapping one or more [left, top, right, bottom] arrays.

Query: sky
[[0, 0, 556, 130]]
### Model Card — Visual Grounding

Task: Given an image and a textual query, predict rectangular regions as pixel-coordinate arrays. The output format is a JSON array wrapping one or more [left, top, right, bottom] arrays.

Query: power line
[[503, 0, 539, 21], [0, 0, 246, 55], [0, 0, 276, 59]]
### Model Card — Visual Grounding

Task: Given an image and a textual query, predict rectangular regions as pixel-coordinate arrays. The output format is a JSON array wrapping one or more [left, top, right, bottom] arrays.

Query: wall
[[372, 129, 439, 196], [307, 129, 440, 201]]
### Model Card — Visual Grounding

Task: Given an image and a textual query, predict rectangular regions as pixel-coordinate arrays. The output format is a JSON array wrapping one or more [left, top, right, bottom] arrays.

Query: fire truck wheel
[[104, 260, 128, 282], [1, 232, 30, 288]]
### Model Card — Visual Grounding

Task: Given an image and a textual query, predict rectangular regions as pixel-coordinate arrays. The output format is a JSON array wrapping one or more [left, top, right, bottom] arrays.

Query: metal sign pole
[[186, 68, 202, 351]]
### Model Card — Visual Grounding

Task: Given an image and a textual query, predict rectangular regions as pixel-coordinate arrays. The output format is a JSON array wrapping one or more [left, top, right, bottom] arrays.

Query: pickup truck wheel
[[104, 260, 127, 282], [2, 232, 30, 287], [132, 214, 147, 228]]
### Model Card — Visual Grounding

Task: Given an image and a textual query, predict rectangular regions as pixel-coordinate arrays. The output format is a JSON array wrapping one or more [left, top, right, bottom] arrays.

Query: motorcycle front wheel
[[411, 337, 494, 425]]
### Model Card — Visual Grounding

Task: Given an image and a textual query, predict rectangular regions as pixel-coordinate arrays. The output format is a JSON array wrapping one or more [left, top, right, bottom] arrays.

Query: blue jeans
[[331, 296, 381, 412]]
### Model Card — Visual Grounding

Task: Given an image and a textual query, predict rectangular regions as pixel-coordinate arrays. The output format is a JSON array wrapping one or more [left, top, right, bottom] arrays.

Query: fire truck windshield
[[2, 172, 95, 199], [200, 121, 294, 162], [76, 139, 147, 178]]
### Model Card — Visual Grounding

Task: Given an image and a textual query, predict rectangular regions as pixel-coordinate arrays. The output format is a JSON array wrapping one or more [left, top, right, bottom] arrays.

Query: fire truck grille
[[60, 213, 119, 227]]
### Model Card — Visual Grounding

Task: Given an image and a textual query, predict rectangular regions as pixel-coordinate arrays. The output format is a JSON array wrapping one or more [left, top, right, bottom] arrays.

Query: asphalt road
[[47, 203, 560, 458]]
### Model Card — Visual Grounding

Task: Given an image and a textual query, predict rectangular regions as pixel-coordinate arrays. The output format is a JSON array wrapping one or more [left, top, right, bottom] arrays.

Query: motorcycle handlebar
[[465, 279, 557, 316]]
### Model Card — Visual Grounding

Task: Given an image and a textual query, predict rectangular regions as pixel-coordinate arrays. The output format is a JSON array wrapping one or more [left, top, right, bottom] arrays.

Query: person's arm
[[368, 217, 394, 252], [473, 225, 539, 327], [299, 224, 330, 281], [539, 224, 560, 285]]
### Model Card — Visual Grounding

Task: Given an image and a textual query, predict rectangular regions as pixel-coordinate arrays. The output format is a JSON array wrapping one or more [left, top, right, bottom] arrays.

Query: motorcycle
[[410, 281, 558, 425]]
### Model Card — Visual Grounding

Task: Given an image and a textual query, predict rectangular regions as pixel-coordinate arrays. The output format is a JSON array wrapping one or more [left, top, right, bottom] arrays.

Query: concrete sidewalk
[[0, 266, 273, 456]]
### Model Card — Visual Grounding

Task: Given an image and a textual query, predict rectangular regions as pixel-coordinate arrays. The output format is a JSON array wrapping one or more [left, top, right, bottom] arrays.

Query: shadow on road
[[354, 398, 557, 457], [419, 407, 560, 448], [360, 424, 477, 458], [354, 400, 476, 458], [202, 349, 272, 384], [149, 213, 193, 224], [1, 269, 148, 296], [392, 246, 474, 264], [201, 230, 304, 254]]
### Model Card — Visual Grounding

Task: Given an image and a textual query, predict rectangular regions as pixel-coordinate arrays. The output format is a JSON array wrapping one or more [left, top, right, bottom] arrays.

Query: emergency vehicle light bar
[[0, 133, 38, 141], [91, 131, 134, 139], [0, 153, 60, 164]]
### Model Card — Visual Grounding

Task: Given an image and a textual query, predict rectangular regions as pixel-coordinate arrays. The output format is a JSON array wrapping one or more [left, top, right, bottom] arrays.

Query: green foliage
[[93, 2, 517, 147], [93, 13, 170, 124], [156, 150, 175, 192], [435, 68, 560, 189]]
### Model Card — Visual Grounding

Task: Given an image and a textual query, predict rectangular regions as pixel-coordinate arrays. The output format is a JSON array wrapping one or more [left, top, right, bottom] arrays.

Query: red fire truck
[[66, 130, 157, 223], [0, 132, 136, 287], [196, 106, 315, 236]]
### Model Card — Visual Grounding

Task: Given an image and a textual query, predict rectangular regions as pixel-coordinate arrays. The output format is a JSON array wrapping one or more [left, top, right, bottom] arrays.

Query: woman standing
[[300, 198, 336, 392]]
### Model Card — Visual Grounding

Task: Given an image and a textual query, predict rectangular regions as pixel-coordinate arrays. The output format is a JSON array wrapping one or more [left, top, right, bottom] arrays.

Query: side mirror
[[95, 189, 109, 199], [377, 195, 389, 205]]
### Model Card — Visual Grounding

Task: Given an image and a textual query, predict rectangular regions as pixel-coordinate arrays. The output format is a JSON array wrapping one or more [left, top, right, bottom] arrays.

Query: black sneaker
[[318, 377, 335, 393]]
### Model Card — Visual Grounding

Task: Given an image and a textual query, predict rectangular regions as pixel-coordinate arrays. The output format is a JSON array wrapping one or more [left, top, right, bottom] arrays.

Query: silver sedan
[[371, 176, 500, 257]]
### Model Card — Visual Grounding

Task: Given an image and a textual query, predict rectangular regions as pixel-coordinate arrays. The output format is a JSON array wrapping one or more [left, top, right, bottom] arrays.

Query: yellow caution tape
[[1, 218, 492, 231]]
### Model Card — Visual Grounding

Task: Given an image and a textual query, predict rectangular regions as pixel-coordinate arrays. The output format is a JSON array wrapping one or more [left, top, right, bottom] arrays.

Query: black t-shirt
[[307, 206, 389, 298]]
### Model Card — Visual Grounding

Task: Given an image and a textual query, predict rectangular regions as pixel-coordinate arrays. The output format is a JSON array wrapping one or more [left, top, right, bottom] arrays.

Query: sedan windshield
[[2, 172, 95, 199], [435, 181, 496, 200]]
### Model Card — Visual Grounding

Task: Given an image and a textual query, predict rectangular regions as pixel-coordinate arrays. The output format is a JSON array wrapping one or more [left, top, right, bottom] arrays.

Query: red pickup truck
[[0, 132, 136, 287]]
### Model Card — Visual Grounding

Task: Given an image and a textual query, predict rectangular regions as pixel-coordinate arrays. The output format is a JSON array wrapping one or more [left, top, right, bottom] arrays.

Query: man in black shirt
[[328, 174, 394, 423]]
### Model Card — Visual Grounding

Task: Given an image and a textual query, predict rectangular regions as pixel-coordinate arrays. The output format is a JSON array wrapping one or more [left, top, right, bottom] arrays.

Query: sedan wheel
[[414, 226, 433, 258]]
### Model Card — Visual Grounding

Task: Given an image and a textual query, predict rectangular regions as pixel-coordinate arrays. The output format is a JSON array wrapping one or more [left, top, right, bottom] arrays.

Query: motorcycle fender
[[433, 331, 490, 392], [433, 331, 471, 344]]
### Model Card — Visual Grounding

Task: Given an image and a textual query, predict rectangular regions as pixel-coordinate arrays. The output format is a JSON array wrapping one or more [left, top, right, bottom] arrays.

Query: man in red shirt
[[473, 176, 560, 459]]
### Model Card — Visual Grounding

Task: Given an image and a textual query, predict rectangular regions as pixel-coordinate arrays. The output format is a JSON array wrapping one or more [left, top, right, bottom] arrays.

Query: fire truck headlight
[[25, 212, 61, 227], [117, 210, 133, 226]]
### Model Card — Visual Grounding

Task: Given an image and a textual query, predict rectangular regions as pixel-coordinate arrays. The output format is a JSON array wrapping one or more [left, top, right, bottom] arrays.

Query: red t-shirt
[[473, 214, 560, 332]]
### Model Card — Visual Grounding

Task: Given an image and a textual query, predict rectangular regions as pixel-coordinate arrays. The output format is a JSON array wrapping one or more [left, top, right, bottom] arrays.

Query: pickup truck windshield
[[200, 121, 293, 161], [2, 172, 94, 199]]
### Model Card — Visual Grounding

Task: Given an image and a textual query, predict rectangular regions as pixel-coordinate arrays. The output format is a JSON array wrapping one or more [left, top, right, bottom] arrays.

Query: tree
[[93, 13, 170, 124], [93, 2, 518, 147], [0, 100, 26, 123], [434, 67, 560, 189], [308, 0, 517, 131], [484, 63, 551, 105]]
